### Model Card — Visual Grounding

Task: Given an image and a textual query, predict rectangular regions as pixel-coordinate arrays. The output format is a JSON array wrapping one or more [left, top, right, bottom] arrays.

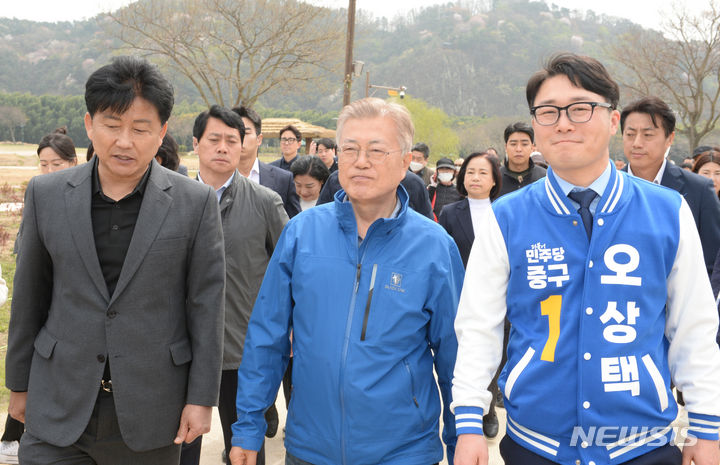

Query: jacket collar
[[334, 184, 410, 238], [659, 162, 685, 191], [543, 162, 626, 216], [65, 159, 173, 303]]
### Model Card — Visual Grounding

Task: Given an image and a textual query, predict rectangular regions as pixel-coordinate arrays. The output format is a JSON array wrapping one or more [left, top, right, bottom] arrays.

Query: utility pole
[[342, 0, 356, 107]]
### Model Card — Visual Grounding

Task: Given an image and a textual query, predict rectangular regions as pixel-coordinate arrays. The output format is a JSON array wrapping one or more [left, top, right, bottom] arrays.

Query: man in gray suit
[[6, 56, 226, 464], [180, 105, 287, 465]]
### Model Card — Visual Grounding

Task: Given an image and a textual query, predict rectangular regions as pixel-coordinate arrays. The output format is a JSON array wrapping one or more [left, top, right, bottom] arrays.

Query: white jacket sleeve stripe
[[451, 208, 509, 415]]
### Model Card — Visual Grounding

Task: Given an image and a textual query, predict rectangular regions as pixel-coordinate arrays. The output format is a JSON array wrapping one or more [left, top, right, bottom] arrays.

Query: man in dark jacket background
[[498, 122, 546, 197]]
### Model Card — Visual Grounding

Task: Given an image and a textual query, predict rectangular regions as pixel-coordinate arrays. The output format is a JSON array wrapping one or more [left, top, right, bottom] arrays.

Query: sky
[[0, 0, 713, 31]]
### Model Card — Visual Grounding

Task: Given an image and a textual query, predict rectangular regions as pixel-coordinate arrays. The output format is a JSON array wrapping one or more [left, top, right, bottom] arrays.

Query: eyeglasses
[[530, 101, 614, 126], [280, 137, 298, 144], [338, 146, 403, 164]]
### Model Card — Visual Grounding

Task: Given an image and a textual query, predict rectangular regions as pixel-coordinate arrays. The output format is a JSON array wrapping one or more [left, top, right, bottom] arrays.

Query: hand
[[682, 438, 719, 465], [229, 446, 258, 465], [8, 391, 27, 423], [173, 404, 212, 444], [454, 433, 488, 465]]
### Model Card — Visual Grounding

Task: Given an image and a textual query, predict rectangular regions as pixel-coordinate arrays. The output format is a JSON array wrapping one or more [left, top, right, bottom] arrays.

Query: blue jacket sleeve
[[426, 236, 465, 464], [231, 222, 295, 450]]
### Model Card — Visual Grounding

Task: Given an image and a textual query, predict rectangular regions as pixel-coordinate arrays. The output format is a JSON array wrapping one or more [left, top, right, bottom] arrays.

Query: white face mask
[[438, 172, 454, 183], [409, 161, 424, 172]]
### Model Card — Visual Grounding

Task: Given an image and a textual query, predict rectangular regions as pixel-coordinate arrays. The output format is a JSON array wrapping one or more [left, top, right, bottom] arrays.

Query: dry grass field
[[0, 144, 281, 411]]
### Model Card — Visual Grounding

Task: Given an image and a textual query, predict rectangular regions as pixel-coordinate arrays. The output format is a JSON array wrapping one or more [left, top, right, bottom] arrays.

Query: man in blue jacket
[[230, 97, 464, 465], [453, 53, 720, 465]]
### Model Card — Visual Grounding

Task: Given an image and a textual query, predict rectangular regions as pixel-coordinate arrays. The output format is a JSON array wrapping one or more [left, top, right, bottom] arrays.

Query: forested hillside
[[0, 0, 653, 154]]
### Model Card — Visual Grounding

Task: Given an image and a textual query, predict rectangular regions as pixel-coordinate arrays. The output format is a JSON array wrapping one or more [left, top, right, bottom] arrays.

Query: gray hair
[[336, 98, 414, 154]]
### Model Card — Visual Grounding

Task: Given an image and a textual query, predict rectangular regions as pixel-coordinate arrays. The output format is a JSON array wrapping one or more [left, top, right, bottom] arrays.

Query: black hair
[[620, 96, 676, 137], [37, 126, 76, 161], [503, 122, 535, 144], [316, 137, 336, 152], [692, 148, 720, 173], [193, 105, 246, 144], [456, 151, 502, 201], [86, 141, 94, 162], [85, 56, 174, 124], [232, 105, 262, 135], [411, 142, 430, 159], [155, 133, 180, 171], [290, 155, 330, 186], [280, 124, 301, 140], [526, 52, 619, 109]]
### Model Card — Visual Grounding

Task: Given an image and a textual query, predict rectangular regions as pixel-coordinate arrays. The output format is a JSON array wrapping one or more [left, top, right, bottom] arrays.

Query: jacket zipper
[[360, 264, 378, 341], [340, 257, 364, 465], [403, 358, 420, 407]]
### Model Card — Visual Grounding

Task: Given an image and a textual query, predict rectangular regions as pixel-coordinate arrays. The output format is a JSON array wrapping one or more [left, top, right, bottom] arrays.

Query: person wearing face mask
[[428, 157, 463, 221], [409, 142, 434, 186]]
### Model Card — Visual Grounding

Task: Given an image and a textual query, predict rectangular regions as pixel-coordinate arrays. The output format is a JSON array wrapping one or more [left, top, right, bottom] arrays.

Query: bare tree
[[607, 1, 720, 149], [108, 0, 345, 108], [0, 106, 28, 143]]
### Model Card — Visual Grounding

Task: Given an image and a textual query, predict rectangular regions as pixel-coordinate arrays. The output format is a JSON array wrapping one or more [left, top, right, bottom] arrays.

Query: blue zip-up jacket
[[232, 186, 464, 465], [453, 164, 720, 464]]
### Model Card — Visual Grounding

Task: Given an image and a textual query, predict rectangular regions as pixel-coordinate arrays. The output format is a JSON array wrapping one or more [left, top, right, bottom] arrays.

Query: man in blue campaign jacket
[[452, 53, 720, 465], [230, 98, 464, 465]]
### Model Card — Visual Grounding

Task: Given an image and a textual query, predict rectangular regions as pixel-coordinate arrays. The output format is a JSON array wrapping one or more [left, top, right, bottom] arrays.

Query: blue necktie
[[568, 189, 598, 239]]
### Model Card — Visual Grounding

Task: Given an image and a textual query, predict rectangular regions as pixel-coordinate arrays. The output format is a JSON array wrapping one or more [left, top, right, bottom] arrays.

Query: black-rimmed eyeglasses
[[530, 102, 614, 126]]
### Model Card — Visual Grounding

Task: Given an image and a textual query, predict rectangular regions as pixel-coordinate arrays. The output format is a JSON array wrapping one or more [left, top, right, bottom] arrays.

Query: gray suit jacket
[[6, 160, 226, 451], [217, 171, 287, 370]]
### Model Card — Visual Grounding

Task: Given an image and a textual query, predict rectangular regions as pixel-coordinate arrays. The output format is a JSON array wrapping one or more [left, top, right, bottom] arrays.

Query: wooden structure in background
[[261, 118, 336, 153]]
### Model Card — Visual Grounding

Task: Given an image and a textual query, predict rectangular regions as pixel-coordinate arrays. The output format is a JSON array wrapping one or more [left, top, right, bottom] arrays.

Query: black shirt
[[269, 155, 297, 171], [91, 159, 151, 298], [91, 159, 151, 380]]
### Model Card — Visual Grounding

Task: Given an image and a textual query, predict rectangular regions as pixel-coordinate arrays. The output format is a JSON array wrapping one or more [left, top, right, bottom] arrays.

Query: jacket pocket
[[504, 346, 535, 400], [148, 237, 187, 254], [33, 327, 57, 360], [360, 264, 378, 341], [170, 339, 193, 366], [403, 358, 420, 408]]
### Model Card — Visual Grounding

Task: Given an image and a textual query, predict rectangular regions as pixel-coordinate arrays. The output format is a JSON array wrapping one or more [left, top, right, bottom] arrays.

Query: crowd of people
[[2, 52, 720, 465]]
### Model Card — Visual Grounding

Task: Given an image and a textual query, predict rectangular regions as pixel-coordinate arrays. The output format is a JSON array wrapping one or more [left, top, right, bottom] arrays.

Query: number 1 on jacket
[[540, 295, 562, 362]]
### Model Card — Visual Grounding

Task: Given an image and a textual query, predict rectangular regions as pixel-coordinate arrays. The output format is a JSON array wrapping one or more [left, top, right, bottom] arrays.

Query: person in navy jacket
[[622, 96, 720, 277]]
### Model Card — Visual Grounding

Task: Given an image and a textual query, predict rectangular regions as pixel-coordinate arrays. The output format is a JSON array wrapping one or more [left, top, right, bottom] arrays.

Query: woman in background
[[439, 151, 501, 267], [1, 128, 78, 464], [693, 148, 720, 199], [37, 127, 77, 174], [290, 156, 330, 211], [438, 151, 503, 439]]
